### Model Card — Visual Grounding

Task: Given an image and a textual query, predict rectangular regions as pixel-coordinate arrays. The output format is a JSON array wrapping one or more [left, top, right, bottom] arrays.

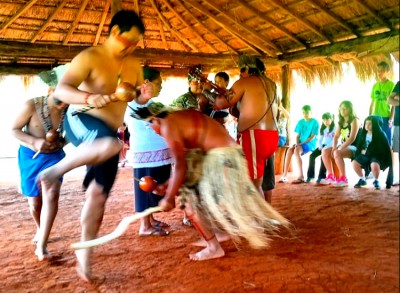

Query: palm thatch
[[0, 0, 398, 84]]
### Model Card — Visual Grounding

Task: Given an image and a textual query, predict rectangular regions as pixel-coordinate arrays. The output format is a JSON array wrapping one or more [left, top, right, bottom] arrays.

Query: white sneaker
[[278, 176, 288, 183]]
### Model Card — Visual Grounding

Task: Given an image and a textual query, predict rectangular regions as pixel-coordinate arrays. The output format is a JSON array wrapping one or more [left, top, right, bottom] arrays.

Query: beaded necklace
[[34, 95, 66, 136]]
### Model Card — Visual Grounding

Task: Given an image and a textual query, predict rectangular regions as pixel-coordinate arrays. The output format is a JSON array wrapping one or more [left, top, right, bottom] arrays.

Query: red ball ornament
[[139, 176, 158, 192], [115, 82, 136, 102]]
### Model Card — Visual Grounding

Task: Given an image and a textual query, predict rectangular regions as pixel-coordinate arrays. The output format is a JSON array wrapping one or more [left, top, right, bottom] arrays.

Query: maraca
[[71, 82, 137, 116], [32, 129, 60, 159], [134, 176, 158, 193], [114, 82, 136, 102]]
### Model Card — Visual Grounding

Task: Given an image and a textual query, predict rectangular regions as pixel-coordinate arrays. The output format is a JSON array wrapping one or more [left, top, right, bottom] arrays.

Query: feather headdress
[[130, 102, 174, 121]]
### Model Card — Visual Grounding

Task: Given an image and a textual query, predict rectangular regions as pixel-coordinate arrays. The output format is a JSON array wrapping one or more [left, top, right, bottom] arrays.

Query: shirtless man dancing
[[11, 67, 68, 261], [37, 10, 151, 282], [132, 103, 290, 261], [213, 55, 279, 196]]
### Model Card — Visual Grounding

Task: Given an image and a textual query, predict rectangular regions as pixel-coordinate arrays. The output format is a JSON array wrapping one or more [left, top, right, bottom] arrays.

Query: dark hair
[[143, 67, 161, 82], [338, 100, 357, 129], [247, 58, 266, 76], [215, 72, 229, 83], [377, 61, 390, 71], [320, 112, 335, 135], [109, 10, 145, 35], [302, 105, 311, 112]]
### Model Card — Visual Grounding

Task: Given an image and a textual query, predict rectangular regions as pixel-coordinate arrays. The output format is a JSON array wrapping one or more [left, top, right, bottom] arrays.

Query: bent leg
[[282, 147, 294, 177], [293, 145, 304, 179], [39, 138, 121, 189]]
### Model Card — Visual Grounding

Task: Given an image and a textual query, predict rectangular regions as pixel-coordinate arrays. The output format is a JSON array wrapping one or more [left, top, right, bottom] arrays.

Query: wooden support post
[[281, 64, 291, 145]]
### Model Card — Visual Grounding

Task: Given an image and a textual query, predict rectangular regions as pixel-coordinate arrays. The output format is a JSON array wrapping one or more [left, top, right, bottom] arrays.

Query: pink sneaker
[[333, 176, 349, 187], [319, 174, 336, 185]]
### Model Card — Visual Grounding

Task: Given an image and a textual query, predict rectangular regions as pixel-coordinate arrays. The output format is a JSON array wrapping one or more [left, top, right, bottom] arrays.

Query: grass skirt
[[179, 146, 290, 249]]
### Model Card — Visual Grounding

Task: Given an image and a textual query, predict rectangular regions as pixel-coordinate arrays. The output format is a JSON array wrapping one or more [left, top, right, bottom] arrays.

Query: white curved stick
[[70, 206, 163, 250]]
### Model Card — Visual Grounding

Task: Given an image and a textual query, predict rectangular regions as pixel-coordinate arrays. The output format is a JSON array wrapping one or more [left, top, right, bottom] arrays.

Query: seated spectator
[[320, 101, 360, 187], [306, 112, 336, 183], [278, 105, 319, 184], [352, 116, 393, 189]]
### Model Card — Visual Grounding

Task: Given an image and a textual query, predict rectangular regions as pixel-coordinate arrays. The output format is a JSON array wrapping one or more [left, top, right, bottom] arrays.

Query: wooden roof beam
[[352, 0, 393, 30], [157, 18, 169, 50], [176, 0, 238, 54], [236, 0, 307, 49], [30, 0, 68, 43], [149, 0, 196, 51], [133, 0, 140, 15], [111, 0, 122, 16], [0, 0, 40, 33], [94, 0, 111, 46], [0, 40, 284, 68], [306, 0, 360, 37], [281, 31, 399, 63], [184, 0, 264, 55], [131, 0, 145, 49], [201, 0, 280, 56], [63, 0, 90, 45], [268, 0, 334, 43], [161, 0, 218, 53]]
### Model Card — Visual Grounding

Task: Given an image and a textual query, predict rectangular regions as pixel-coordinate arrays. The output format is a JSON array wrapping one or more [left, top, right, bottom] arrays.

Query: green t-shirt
[[370, 80, 395, 117]]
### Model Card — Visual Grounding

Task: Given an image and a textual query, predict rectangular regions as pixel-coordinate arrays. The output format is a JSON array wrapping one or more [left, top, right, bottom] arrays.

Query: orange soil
[[0, 163, 399, 292]]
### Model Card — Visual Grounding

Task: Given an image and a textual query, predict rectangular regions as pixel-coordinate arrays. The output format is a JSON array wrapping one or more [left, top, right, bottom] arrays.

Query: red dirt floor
[[0, 159, 399, 293]]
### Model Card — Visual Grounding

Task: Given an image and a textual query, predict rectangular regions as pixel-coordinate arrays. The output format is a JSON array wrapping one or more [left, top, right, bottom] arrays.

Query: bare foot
[[189, 245, 225, 261], [35, 247, 51, 261], [191, 232, 231, 247], [75, 250, 92, 282]]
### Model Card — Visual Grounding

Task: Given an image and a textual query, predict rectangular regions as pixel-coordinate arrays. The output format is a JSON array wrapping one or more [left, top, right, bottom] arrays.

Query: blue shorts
[[64, 109, 119, 195], [278, 136, 287, 147], [18, 145, 65, 197], [301, 142, 313, 155]]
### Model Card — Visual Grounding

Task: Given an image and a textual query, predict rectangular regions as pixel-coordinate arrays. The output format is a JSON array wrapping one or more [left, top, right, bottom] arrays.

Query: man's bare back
[[230, 75, 277, 133]]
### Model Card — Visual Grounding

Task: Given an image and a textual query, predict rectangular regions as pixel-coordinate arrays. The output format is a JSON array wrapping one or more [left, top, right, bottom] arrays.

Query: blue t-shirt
[[294, 118, 319, 150]]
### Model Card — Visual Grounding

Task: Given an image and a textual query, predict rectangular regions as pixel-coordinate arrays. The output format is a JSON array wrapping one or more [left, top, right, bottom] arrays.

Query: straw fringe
[[179, 147, 290, 249]]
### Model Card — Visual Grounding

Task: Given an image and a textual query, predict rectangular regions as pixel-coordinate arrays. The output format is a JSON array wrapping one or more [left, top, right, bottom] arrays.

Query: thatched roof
[[0, 0, 398, 82]]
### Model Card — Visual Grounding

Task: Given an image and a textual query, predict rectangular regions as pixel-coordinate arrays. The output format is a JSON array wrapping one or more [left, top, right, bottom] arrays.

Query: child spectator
[[352, 116, 393, 189], [320, 101, 360, 187], [278, 105, 319, 184], [277, 101, 290, 147], [306, 112, 336, 183]]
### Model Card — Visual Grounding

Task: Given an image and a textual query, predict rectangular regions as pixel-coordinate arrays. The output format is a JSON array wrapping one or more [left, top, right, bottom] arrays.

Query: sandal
[[152, 221, 170, 229], [278, 177, 288, 183], [139, 227, 169, 237], [291, 178, 305, 184]]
